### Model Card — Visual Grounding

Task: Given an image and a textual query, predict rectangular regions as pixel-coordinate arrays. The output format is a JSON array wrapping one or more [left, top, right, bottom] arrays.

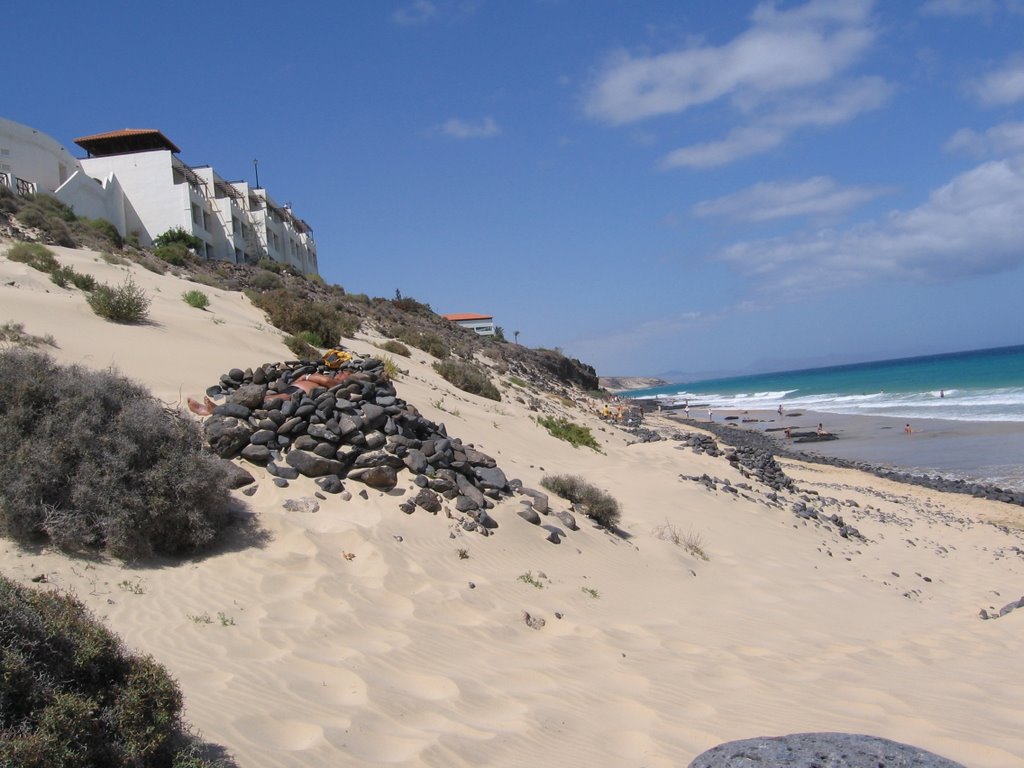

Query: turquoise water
[[627, 344, 1024, 423]]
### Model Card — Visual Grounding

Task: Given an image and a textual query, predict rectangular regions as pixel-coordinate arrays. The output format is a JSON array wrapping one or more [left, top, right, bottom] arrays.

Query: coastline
[[655, 407, 1024, 497], [7, 243, 1024, 766]]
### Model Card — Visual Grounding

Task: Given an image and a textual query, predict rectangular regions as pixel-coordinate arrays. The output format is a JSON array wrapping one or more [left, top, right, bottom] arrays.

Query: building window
[[191, 203, 201, 225], [202, 211, 210, 231], [205, 243, 214, 260]]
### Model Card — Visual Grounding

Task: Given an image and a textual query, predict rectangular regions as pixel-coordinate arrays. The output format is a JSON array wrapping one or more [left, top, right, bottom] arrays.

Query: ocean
[[626, 344, 1024, 423], [625, 344, 1024, 492]]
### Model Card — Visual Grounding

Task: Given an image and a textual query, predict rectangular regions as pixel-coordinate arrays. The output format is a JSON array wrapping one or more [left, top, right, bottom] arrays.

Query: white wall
[[80, 151, 189, 245], [54, 170, 126, 233], [0, 117, 81, 193]]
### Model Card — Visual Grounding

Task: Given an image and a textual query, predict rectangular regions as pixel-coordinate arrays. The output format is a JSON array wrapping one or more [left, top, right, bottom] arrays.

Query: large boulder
[[350, 465, 398, 489], [688, 733, 965, 768], [285, 449, 345, 478], [203, 415, 254, 458]]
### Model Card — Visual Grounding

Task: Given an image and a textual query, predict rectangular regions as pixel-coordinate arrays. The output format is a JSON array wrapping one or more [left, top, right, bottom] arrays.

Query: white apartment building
[[0, 118, 317, 274]]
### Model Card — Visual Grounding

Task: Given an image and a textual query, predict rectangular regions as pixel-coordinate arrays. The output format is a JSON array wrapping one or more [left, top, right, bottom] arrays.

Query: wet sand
[[704, 409, 1024, 492]]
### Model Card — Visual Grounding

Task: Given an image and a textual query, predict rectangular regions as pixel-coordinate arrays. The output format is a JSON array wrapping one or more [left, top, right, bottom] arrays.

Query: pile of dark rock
[[791, 501, 863, 540], [725, 446, 794, 492], [198, 355, 518, 529], [624, 425, 663, 444], [673, 432, 722, 456], [671, 432, 794, 492]]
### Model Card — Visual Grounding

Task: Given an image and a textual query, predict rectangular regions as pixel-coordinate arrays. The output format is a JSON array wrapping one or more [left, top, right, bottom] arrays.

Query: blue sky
[[7, 1, 1024, 379]]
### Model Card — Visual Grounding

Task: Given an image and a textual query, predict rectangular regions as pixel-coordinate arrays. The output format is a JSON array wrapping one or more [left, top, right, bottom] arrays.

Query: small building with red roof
[[442, 312, 496, 336]]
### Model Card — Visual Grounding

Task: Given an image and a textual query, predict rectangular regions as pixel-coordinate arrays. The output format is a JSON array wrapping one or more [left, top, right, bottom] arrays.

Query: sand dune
[[3, 243, 1024, 767]]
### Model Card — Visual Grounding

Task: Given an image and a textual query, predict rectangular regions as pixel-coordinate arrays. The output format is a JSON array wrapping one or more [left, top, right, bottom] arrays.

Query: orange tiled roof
[[74, 129, 181, 156], [442, 313, 493, 322]]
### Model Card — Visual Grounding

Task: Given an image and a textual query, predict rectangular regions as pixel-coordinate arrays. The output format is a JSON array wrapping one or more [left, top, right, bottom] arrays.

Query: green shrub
[[248, 288, 360, 345], [15, 196, 77, 246], [295, 330, 324, 348], [283, 334, 317, 359], [378, 340, 411, 357], [537, 416, 601, 451], [154, 242, 193, 267], [50, 265, 97, 292], [100, 251, 129, 266], [6, 242, 59, 273], [256, 257, 282, 274], [0, 184, 18, 214], [392, 326, 449, 359], [248, 270, 282, 291], [181, 289, 209, 310], [381, 355, 401, 380], [153, 227, 203, 251], [0, 575, 224, 766], [433, 360, 501, 401], [541, 473, 622, 530], [85, 217, 123, 248], [86, 277, 151, 323], [0, 349, 239, 560], [22, 193, 76, 222]]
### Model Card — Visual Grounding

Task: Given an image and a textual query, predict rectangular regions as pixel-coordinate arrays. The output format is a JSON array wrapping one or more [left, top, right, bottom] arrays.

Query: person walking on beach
[[905, 423, 913, 434], [708, 408, 714, 423], [778, 404, 784, 416], [684, 404, 690, 419], [816, 423, 826, 436]]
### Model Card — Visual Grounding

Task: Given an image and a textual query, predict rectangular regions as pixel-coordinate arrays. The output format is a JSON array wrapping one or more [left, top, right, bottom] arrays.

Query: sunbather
[[187, 370, 350, 415]]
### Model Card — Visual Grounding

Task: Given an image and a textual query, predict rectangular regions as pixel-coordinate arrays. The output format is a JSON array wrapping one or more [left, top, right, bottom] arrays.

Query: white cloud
[[582, 0, 876, 124], [716, 154, 1024, 297], [693, 176, 891, 221], [972, 55, 1024, 105], [391, 0, 437, 26], [662, 76, 893, 168], [919, 0, 998, 16], [945, 121, 1024, 155], [582, 1, 890, 167], [437, 117, 501, 139]]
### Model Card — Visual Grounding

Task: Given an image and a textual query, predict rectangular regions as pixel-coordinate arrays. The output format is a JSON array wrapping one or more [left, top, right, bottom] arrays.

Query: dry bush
[[433, 360, 501, 401], [0, 349, 235, 560], [0, 322, 56, 350], [652, 520, 709, 561], [0, 575, 226, 766], [541, 473, 622, 529]]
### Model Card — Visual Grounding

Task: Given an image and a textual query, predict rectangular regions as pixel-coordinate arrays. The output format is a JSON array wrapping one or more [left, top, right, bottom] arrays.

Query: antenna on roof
[[253, 158, 260, 189]]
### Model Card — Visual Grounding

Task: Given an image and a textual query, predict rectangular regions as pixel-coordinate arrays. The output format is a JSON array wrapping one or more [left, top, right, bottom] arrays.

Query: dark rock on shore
[[668, 416, 1024, 508], [689, 732, 965, 767]]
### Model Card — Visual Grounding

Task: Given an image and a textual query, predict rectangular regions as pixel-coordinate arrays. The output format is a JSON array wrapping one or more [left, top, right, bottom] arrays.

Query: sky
[[6, 0, 1024, 380]]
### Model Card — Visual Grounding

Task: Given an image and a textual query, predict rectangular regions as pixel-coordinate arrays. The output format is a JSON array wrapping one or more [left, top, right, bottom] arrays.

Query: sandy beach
[[4, 243, 1024, 767]]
